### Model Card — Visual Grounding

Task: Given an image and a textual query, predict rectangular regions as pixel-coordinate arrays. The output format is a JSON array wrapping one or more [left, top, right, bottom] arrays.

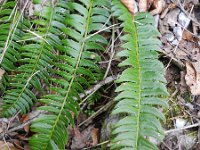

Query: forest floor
[[1, 0, 200, 150]]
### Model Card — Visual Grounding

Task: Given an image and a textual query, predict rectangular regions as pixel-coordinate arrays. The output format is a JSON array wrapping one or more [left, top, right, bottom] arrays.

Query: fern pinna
[[29, 0, 110, 149], [111, 1, 169, 150]]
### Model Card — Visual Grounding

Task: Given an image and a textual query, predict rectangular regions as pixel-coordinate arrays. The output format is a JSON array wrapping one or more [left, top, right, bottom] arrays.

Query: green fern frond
[[1, 0, 67, 117], [0, 1, 29, 71], [111, 1, 169, 150], [29, 0, 111, 149]]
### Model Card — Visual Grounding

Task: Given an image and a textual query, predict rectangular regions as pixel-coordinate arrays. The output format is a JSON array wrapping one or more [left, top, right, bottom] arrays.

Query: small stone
[[173, 26, 182, 40], [178, 12, 190, 27], [171, 39, 178, 46], [164, 33, 174, 42], [175, 118, 187, 128]]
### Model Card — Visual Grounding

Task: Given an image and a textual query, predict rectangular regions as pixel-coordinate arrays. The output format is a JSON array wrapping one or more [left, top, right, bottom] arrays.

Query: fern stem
[[133, 21, 141, 150]]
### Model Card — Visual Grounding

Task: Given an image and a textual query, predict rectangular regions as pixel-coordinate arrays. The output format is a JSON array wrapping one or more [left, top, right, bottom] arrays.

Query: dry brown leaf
[[139, 0, 147, 12], [20, 115, 29, 132], [120, 0, 135, 15], [182, 30, 193, 41], [0, 141, 20, 150], [71, 126, 99, 149], [71, 127, 86, 149], [0, 68, 5, 80], [150, 0, 165, 15], [91, 128, 99, 146], [185, 62, 200, 95]]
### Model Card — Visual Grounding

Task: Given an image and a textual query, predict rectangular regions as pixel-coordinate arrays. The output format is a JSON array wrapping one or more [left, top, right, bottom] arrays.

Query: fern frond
[[29, 0, 111, 149], [0, 1, 29, 71], [111, 1, 169, 149], [1, 0, 66, 117]]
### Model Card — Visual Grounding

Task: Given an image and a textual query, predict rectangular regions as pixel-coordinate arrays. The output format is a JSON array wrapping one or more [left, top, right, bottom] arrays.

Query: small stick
[[79, 75, 118, 105], [104, 18, 116, 79], [165, 122, 200, 134], [78, 100, 114, 127]]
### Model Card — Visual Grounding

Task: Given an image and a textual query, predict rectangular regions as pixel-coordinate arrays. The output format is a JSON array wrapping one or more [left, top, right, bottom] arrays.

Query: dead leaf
[[183, 30, 194, 42], [71, 127, 86, 150], [120, 0, 135, 15], [20, 115, 29, 132], [0, 141, 20, 150], [150, 0, 165, 15], [139, 0, 147, 12], [185, 62, 200, 95], [71, 126, 99, 149], [91, 128, 99, 146], [0, 68, 5, 80]]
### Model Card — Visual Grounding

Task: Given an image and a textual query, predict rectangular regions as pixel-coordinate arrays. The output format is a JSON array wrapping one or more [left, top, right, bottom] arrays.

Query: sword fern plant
[[29, 0, 110, 149], [111, 1, 169, 150]]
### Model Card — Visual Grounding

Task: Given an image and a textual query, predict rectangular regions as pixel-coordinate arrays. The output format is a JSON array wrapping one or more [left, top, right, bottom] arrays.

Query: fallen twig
[[79, 75, 118, 105], [160, 50, 185, 70], [78, 100, 114, 127], [165, 122, 200, 134]]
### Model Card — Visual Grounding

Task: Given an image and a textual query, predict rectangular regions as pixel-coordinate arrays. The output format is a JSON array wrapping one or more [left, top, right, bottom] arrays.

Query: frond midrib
[[43, 1, 94, 149], [133, 20, 141, 149]]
